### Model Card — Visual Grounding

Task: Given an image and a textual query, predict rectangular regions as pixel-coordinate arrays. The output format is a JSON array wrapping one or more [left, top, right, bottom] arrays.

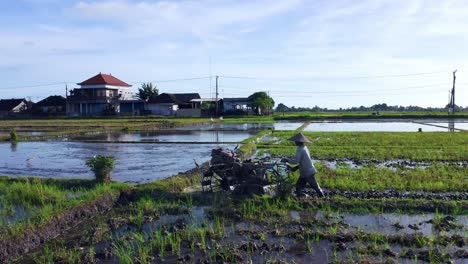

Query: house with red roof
[[67, 73, 133, 116]]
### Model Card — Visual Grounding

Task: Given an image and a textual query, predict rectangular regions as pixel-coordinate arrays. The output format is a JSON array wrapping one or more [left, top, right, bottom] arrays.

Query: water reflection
[[448, 121, 455, 132], [0, 142, 234, 183], [10, 142, 17, 152], [68, 130, 256, 143]]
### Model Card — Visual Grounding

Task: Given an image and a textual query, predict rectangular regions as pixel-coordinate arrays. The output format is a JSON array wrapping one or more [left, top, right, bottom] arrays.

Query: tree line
[[276, 103, 468, 112]]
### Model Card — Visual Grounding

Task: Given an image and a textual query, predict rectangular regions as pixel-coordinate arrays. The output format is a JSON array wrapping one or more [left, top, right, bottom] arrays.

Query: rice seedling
[[35, 245, 54, 264], [113, 238, 134, 264]]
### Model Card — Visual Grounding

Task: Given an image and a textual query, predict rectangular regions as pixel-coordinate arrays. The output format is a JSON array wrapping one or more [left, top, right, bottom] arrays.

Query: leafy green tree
[[276, 103, 289, 112], [137, 83, 158, 101], [248, 92, 275, 115]]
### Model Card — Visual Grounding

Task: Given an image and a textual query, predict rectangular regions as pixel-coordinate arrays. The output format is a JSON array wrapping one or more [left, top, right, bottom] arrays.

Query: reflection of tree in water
[[10, 142, 17, 152], [448, 121, 455, 132]]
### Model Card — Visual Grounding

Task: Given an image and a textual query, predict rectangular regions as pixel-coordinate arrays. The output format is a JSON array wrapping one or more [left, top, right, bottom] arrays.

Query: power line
[[0, 82, 68, 90], [223, 89, 447, 98], [220, 70, 450, 81], [257, 92, 447, 98], [129, 76, 212, 84], [218, 83, 449, 93]]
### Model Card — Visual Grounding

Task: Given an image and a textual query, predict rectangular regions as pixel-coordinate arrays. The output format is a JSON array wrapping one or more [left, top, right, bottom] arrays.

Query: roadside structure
[[66, 73, 133, 116], [190, 98, 222, 117], [146, 93, 200, 116], [120, 100, 145, 116], [33, 95, 66, 115], [223, 97, 253, 114], [0, 98, 29, 117]]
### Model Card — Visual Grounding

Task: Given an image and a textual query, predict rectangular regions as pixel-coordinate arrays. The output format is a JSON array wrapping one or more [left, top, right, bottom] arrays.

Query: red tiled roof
[[77, 73, 131, 87]]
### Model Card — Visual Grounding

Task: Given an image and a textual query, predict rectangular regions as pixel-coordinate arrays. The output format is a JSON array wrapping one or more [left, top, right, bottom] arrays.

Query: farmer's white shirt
[[295, 145, 316, 177]]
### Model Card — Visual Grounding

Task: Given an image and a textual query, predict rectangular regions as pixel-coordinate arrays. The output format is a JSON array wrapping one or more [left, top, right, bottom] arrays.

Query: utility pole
[[215, 75, 219, 116], [65, 83, 68, 115], [449, 70, 457, 114]]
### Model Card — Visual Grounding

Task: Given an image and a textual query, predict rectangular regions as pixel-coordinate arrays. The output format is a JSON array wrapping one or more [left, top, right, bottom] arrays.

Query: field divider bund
[[412, 121, 466, 131]]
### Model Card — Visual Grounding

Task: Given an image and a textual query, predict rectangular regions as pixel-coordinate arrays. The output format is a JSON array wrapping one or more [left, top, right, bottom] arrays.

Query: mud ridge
[[0, 192, 119, 263]]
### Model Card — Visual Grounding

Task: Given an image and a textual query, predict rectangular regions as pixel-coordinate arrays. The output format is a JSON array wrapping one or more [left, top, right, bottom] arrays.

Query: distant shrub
[[86, 155, 116, 183], [10, 130, 19, 142]]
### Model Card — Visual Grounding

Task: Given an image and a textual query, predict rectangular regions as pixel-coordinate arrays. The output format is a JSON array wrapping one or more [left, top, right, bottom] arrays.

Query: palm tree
[[137, 83, 159, 101]]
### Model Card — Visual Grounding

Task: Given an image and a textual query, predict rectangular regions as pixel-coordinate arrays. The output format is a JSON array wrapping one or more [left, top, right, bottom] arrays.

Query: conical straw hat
[[288, 132, 311, 143]]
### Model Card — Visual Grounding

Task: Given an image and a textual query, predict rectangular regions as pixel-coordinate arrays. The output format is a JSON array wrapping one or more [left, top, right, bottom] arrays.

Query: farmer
[[287, 133, 325, 197]]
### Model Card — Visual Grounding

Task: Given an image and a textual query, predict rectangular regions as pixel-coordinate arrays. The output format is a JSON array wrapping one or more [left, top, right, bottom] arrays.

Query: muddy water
[[292, 211, 468, 237], [303, 122, 450, 132], [0, 204, 34, 227], [175, 122, 303, 131], [67, 130, 257, 143], [0, 142, 234, 183]]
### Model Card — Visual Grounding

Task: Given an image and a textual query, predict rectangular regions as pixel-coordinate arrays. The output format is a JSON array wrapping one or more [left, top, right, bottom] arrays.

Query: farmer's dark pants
[[296, 173, 324, 197]]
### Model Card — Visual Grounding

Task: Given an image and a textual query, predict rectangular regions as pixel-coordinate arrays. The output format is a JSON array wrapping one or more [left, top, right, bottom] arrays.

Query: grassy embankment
[[0, 177, 129, 238]]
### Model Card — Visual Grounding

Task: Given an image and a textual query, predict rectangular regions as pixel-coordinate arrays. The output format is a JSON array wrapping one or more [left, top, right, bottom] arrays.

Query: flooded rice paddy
[[1, 119, 465, 183], [21, 195, 467, 264], [0, 141, 234, 183], [67, 130, 257, 143]]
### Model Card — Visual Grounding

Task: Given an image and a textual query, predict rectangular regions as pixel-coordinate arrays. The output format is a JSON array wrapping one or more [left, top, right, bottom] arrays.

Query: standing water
[[0, 141, 234, 183]]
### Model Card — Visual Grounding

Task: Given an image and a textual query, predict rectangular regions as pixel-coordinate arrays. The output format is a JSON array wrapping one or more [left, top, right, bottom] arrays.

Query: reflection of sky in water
[[273, 122, 304, 130], [303, 211, 468, 237], [303, 122, 448, 132], [0, 131, 45, 136], [0, 142, 234, 183], [175, 123, 274, 131], [175, 122, 304, 131], [70, 131, 256, 143], [341, 212, 468, 237]]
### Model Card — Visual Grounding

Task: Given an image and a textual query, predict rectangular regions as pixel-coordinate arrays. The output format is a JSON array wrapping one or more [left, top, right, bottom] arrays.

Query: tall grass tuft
[[86, 155, 116, 183], [9, 129, 19, 142]]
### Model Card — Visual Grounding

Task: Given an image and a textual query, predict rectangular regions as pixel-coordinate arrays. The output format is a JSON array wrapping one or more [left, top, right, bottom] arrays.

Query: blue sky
[[0, 0, 467, 108]]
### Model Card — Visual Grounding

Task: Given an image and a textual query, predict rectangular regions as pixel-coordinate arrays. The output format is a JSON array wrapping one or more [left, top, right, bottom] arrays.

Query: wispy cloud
[[0, 0, 467, 107], [37, 24, 65, 33], [71, 0, 302, 41]]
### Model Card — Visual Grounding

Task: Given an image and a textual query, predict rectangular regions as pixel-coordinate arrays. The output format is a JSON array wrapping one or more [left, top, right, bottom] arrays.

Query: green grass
[[263, 131, 468, 161], [316, 163, 467, 192], [0, 177, 129, 238]]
